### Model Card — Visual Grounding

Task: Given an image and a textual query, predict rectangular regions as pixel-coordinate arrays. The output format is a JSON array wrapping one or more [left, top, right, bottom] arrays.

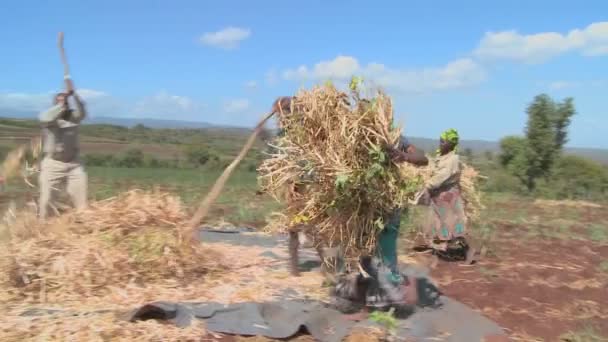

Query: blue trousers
[[376, 209, 404, 278]]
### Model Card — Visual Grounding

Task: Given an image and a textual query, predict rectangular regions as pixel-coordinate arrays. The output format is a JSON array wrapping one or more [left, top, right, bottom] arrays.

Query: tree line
[[496, 94, 607, 200]]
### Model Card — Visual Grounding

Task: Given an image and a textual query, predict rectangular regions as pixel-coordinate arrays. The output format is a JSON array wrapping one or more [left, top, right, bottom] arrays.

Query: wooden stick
[[185, 111, 276, 239], [58, 32, 70, 77]]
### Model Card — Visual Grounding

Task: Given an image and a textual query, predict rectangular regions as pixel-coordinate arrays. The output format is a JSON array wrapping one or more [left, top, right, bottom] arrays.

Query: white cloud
[[546, 80, 607, 90], [0, 92, 53, 112], [0, 89, 110, 113], [223, 98, 250, 113], [474, 21, 608, 63], [265, 69, 279, 86], [281, 56, 486, 93], [199, 27, 251, 50], [77, 89, 108, 100], [133, 91, 205, 118], [244, 80, 258, 89], [548, 81, 580, 90], [283, 56, 361, 81], [0, 90, 205, 120]]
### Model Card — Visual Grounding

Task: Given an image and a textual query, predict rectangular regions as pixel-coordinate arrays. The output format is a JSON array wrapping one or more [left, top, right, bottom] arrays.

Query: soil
[[422, 223, 608, 341]]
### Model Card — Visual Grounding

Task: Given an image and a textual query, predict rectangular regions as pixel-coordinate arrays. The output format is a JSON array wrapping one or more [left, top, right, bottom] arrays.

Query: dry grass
[[258, 83, 426, 261], [0, 137, 41, 184], [1, 190, 219, 303], [534, 199, 603, 209], [0, 190, 224, 340], [1, 311, 208, 342], [460, 162, 485, 223], [258, 82, 482, 261], [0, 188, 338, 340]]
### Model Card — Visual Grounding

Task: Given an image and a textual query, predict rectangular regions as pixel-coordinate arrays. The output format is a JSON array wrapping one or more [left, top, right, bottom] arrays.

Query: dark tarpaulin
[[120, 228, 508, 341], [126, 298, 507, 342]]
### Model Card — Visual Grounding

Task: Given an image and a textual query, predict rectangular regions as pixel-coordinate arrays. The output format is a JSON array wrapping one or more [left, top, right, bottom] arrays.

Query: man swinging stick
[[37, 32, 88, 220]]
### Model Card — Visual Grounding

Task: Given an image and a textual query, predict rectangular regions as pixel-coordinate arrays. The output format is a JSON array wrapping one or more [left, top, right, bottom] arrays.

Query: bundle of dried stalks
[[258, 83, 426, 259], [459, 162, 485, 223], [534, 198, 602, 209], [1, 310, 208, 342], [74, 189, 188, 234], [0, 137, 41, 184], [0, 189, 219, 307]]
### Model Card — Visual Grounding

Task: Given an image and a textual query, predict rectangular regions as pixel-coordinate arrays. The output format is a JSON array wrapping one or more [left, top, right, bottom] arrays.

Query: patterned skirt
[[423, 187, 467, 243]]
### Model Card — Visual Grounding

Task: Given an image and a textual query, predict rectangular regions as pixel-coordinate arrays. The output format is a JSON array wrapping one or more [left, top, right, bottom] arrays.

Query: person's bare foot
[[404, 276, 419, 305], [465, 246, 477, 265], [343, 310, 369, 321], [430, 254, 439, 269]]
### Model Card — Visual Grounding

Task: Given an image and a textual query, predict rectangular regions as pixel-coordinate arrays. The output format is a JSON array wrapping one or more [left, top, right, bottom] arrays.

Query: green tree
[[552, 97, 575, 151], [483, 150, 494, 162], [84, 153, 116, 167], [185, 146, 216, 167], [499, 136, 526, 167], [120, 149, 145, 168], [499, 94, 576, 192], [524, 94, 558, 190], [542, 155, 608, 200], [132, 124, 148, 131], [463, 148, 474, 164]]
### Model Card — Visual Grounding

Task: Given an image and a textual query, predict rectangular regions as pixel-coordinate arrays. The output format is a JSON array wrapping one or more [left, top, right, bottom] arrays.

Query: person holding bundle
[[330, 136, 434, 314], [417, 128, 476, 264], [266, 96, 335, 276]]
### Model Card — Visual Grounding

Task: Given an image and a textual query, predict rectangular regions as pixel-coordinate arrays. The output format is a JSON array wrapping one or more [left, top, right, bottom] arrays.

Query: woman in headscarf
[[420, 128, 475, 264]]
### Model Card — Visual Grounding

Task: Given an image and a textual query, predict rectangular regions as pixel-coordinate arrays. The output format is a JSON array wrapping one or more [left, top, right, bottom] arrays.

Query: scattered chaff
[[0, 137, 41, 184], [0, 190, 220, 306], [0, 189, 229, 340], [534, 199, 602, 209], [460, 162, 485, 224], [1, 310, 208, 342]]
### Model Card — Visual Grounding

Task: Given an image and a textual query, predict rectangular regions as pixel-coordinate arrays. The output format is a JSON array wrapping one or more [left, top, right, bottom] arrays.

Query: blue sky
[[1, 1, 607, 148]]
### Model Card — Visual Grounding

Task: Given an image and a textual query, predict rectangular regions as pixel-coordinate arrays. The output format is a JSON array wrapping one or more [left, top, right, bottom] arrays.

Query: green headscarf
[[440, 128, 459, 146], [437, 128, 459, 155]]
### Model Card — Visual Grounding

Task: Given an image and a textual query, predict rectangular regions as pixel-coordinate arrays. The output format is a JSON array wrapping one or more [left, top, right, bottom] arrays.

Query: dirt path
[[425, 224, 608, 341]]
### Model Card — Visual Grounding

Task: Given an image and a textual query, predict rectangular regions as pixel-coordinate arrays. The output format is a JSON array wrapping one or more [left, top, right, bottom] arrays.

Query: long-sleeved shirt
[[427, 151, 461, 192], [39, 100, 86, 163]]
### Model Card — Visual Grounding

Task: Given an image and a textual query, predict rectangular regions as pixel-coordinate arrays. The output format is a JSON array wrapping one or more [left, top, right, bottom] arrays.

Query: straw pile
[[0, 189, 219, 306], [0, 137, 41, 184], [460, 162, 485, 223], [258, 82, 485, 259], [258, 82, 426, 259], [1, 312, 209, 342]]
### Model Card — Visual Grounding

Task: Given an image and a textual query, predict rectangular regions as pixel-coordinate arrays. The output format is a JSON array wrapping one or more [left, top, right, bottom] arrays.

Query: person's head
[[272, 96, 292, 116], [438, 128, 459, 155], [53, 92, 69, 107]]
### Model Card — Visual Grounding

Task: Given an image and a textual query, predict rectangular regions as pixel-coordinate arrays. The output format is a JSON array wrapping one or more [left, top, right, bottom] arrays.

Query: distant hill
[[406, 137, 608, 164], [0, 109, 217, 129], [86, 116, 215, 129], [1, 115, 607, 165]]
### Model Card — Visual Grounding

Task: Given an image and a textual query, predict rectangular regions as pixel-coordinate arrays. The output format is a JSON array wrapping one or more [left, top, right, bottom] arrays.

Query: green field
[[1, 166, 282, 228]]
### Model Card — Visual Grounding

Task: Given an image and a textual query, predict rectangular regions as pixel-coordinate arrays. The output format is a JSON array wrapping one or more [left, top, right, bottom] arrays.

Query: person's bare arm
[[272, 96, 293, 114], [404, 146, 429, 166], [389, 145, 429, 166], [65, 78, 86, 123], [39, 105, 65, 126], [70, 93, 87, 123]]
